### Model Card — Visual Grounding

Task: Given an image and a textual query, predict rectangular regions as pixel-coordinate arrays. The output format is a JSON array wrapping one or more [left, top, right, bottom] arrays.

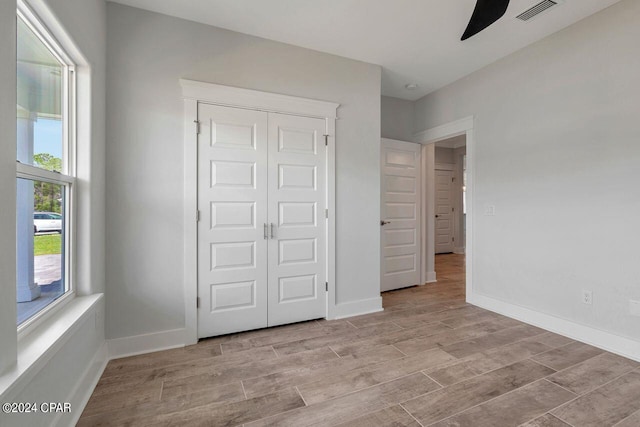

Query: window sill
[[18, 291, 75, 340], [0, 293, 103, 401]]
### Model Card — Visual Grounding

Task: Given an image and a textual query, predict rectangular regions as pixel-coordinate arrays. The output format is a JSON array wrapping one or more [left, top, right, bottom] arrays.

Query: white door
[[197, 104, 269, 338], [267, 113, 327, 326], [380, 139, 421, 292], [197, 105, 327, 338], [435, 169, 454, 254]]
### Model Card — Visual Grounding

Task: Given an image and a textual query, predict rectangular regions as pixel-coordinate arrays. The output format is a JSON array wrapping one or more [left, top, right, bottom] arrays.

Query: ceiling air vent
[[516, 0, 559, 22]]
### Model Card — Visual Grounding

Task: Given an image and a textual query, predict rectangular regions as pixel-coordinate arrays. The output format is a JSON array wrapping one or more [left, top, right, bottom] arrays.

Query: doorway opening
[[416, 116, 474, 303], [434, 134, 467, 294], [434, 135, 466, 256], [379, 116, 474, 305]]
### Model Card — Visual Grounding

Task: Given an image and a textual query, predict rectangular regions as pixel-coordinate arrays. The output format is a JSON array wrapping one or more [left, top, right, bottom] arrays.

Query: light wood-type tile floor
[[79, 254, 640, 426]]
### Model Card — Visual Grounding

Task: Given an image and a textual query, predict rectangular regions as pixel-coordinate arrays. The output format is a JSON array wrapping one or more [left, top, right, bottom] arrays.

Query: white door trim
[[181, 79, 339, 119], [181, 80, 339, 345], [415, 116, 474, 302]]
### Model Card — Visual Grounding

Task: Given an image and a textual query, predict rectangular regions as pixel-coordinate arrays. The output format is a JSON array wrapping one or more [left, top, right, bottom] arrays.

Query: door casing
[[181, 79, 339, 345]]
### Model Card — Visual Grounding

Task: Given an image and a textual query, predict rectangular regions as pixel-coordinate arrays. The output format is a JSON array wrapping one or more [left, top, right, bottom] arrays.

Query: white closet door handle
[[270, 223, 276, 239], [264, 223, 268, 240]]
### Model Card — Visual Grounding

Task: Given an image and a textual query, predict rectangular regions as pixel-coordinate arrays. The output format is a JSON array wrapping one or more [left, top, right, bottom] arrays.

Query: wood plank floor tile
[[246, 373, 439, 427], [551, 371, 640, 427], [142, 387, 305, 427], [101, 345, 222, 378], [430, 380, 575, 427], [272, 321, 401, 356], [522, 332, 574, 349], [219, 321, 341, 353], [402, 359, 555, 426], [614, 409, 640, 427], [242, 345, 404, 399], [297, 348, 455, 405], [531, 341, 604, 371], [521, 413, 573, 427], [77, 381, 246, 427], [392, 317, 521, 356], [160, 347, 338, 397], [79, 255, 638, 427], [391, 305, 482, 328], [335, 405, 421, 427], [381, 301, 416, 312], [330, 321, 453, 357], [93, 345, 279, 396], [427, 339, 552, 386], [439, 310, 506, 329], [346, 301, 466, 329], [439, 324, 546, 359], [547, 352, 639, 395], [80, 380, 162, 418]]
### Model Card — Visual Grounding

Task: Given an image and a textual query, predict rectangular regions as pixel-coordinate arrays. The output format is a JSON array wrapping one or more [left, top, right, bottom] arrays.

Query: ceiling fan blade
[[461, 0, 511, 41]]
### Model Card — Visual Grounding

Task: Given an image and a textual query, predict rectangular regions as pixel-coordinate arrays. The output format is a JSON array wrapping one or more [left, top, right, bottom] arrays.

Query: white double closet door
[[197, 103, 327, 338]]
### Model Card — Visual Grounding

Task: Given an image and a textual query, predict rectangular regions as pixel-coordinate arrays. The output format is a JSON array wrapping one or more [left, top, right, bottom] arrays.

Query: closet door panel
[[197, 104, 268, 338], [267, 113, 327, 326]]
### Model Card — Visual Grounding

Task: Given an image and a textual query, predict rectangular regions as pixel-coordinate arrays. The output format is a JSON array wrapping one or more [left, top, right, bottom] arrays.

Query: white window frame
[[16, 1, 77, 336]]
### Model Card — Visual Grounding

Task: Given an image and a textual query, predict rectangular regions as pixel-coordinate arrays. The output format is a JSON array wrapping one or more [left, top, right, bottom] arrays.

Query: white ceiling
[[109, 0, 621, 100]]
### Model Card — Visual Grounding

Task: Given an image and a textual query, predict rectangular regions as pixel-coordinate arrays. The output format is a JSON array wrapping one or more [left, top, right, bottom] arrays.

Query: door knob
[[380, 221, 391, 226], [435, 215, 440, 218]]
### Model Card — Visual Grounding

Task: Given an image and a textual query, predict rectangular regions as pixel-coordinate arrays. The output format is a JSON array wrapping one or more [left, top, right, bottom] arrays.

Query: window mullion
[[16, 162, 74, 185]]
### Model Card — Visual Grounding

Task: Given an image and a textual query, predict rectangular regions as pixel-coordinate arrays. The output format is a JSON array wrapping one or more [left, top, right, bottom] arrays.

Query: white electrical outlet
[[630, 300, 640, 317], [582, 290, 593, 305], [484, 205, 496, 216]]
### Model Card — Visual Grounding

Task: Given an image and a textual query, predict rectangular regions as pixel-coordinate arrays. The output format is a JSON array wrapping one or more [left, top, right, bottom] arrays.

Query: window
[[16, 6, 76, 328]]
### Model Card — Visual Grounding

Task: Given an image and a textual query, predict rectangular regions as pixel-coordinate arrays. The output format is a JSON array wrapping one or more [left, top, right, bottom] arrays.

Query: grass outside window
[[34, 234, 62, 256]]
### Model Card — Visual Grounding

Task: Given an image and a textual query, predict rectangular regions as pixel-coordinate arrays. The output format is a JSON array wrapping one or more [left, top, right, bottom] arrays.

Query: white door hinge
[[325, 209, 329, 219], [325, 282, 328, 292], [196, 297, 200, 308], [196, 210, 201, 222], [324, 135, 329, 146], [194, 120, 200, 135]]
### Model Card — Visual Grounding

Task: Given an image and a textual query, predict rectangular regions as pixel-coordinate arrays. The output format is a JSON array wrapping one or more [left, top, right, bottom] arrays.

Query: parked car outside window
[[33, 212, 62, 233]]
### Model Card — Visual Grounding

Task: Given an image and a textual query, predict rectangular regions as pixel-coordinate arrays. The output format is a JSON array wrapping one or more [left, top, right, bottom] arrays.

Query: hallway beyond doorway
[[435, 253, 465, 285]]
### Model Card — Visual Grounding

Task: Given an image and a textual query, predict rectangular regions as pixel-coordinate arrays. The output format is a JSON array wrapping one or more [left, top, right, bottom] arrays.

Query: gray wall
[[381, 95, 414, 141], [435, 147, 454, 165], [415, 0, 640, 342], [106, 3, 382, 339], [0, 0, 18, 374]]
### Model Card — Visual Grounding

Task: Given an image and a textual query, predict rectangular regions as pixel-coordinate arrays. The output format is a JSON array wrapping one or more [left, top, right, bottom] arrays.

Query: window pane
[[17, 16, 64, 172], [17, 178, 67, 326]]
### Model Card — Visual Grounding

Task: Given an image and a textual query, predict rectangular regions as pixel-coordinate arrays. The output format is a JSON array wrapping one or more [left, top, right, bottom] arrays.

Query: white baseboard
[[55, 341, 108, 427], [425, 271, 437, 283], [469, 292, 640, 363], [453, 247, 465, 255], [107, 328, 186, 360], [330, 297, 383, 320]]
